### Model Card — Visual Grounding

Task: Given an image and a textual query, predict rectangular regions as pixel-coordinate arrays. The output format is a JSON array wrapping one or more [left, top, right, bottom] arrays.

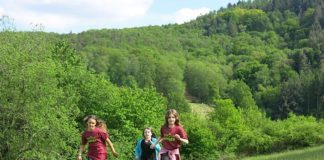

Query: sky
[[0, 0, 240, 33]]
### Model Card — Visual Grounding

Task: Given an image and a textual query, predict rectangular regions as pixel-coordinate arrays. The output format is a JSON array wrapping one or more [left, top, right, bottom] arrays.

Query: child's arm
[[157, 136, 165, 143], [150, 137, 162, 149], [153, 138, 161, 151], [77, 145, 85, 160], [174, 134, 189, 144], [134, 140, 141, 160], [106, 138, 118, 157]]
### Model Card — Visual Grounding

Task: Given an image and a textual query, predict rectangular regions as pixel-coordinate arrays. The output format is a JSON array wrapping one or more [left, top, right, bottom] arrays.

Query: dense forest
[[1, 0, 324, 159]]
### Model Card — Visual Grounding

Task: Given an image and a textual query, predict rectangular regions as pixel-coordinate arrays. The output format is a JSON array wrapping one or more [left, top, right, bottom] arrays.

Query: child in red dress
[[77, 115, 118, 160]]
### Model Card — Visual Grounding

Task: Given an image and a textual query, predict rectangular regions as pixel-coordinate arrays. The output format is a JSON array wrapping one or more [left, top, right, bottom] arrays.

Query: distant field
[[242, 145, 324, 160], [189, 102, 214, 118]]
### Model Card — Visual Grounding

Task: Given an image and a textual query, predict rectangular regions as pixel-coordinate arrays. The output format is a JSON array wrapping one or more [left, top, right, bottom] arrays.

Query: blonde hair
[[97, 119, 107, 133]]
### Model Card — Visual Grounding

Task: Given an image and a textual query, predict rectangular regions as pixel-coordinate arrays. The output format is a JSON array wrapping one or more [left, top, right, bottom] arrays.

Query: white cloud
[[157, 7, 211, 25], [0, 0, 154, 33], [174, 7, 210, 24], [0, 7, 4, 16], [0, 0, 217, 33]]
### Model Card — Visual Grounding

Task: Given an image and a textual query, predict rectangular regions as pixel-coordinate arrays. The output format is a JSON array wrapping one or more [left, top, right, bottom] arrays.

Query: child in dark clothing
[[135, 127, 161, 160]]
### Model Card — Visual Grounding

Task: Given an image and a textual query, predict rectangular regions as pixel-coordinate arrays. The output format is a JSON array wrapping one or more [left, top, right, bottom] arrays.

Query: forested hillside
[[1, 0, 324, 159], [68, 0, 324, 119]]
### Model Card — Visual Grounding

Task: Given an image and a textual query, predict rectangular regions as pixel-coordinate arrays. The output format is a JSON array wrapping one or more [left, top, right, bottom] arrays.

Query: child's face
[[167, 114, 176, 125], [143, 129, 152, 139], [87, 118, 96, 131]]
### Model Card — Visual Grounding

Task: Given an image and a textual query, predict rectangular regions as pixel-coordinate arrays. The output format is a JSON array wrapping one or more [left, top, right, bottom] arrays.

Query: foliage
[[181, 113, 219, 159], [184, 60, 226, 102], [1, 0, 324, 159], [0, 32, 80, 159], [109, 87, 166, 139], [209, 99, 324, 157], [226, 80, 256, 108]]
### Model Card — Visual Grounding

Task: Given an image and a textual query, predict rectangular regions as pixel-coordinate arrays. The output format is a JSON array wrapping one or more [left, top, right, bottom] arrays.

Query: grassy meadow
[[242, 144, 324, 160], [189, 102, 214, 118]]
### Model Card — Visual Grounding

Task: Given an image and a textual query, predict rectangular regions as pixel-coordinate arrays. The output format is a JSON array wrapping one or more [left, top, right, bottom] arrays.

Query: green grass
[[189, 102, 214, 118], [242, 145, 324, 160]]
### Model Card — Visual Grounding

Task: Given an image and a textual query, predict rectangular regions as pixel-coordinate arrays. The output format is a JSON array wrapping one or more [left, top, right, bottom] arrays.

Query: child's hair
[[83, 115, 98, 124], [164, 109, 181, 126], [97, 119, 107, 133], [142, 127, 156, 138]]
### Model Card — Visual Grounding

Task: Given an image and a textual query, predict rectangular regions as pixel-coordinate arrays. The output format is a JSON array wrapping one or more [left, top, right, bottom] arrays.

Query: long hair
[[164, 109, 181, 126], [97, 119, 107, 133]]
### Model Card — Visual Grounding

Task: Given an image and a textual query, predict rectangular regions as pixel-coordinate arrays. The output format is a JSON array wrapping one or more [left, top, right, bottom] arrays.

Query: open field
[[242, 145, 324, 160], [189, 102, 214, 118]]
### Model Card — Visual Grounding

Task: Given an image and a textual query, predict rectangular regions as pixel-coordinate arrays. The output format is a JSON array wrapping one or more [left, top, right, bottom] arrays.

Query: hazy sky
[[0, 0, 239, 33]]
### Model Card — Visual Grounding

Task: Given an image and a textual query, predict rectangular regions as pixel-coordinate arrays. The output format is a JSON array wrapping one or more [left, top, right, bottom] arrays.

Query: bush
[[181, 113, 219, 159]]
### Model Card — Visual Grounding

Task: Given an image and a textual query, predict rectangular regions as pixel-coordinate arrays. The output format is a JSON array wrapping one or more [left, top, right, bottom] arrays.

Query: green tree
[[184, 61, 226, 102], [155, 59, 189, 112], [0, 32, 80, 159], [181, 113, 219, 159], [210, 99, 247, 153], [226, 80, 256, 108]]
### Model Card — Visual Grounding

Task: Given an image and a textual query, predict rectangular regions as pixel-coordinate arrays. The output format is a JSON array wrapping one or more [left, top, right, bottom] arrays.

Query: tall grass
[[189, 102, 214, 118], [242, 145, 324, 160]]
